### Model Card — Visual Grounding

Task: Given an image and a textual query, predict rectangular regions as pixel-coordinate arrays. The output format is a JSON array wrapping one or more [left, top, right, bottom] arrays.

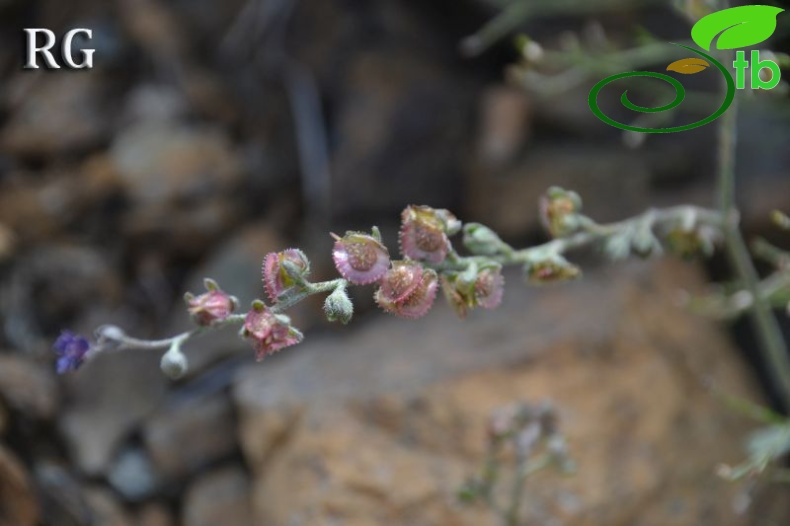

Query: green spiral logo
[[588, 44, 735, 133]]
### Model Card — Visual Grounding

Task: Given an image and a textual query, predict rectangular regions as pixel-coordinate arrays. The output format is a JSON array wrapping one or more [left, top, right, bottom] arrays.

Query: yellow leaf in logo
[[666, 57, 710, 74]]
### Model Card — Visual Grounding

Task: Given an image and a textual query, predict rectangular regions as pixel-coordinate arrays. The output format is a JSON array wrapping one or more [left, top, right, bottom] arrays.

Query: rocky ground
[[1, 0, 789, 525]]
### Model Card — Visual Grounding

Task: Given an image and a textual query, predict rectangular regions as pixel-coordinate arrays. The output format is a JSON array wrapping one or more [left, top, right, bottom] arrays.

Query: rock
[[476, 85, 532, 168], [34, 462, 86, 526], [143, 394, 236, 480], [0, 355, 57, 420], [182, 465, 253, 526], [0, 73, 107, 157], [0, 403, 7, 436], [135, 503, 175, 526], [0, 445, 38, 526], [83, 487, 134, 526], [234, 259, 789, 525], [1, 244, 122, 351], [122, 84, 188, 125], [60, 351, 168, 476], [110, 121, 241, 207], [107, 447, 161, 501], [0, 223, 14, 262], [466, 145, 652, 238]]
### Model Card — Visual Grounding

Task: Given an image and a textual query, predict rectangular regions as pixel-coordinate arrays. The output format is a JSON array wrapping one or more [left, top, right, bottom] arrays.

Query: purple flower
[[53, 331, 91, 374]]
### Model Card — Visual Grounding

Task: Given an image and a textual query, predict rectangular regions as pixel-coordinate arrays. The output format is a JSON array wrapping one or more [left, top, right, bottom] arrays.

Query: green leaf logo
[[691, 5, 784, 51]]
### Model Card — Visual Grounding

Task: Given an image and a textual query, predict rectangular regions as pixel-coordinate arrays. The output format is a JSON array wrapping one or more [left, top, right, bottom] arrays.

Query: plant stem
[[715, 78, 790, 409], [436, 205, 722, 273]]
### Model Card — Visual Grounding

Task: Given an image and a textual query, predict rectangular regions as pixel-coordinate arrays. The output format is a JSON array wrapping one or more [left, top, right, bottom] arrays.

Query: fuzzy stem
[[435, 205, 722, 273]]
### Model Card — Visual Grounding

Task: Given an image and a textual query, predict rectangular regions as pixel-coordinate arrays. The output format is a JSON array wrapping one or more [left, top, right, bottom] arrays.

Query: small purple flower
[[53, 331, 91, 374]]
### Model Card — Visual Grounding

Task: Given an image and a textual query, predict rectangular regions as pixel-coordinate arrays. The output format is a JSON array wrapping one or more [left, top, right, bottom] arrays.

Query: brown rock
[[0, 73, 107, 157], [476, 86, 532, 168], [60, 352, 168, 476], [0, 355, 57, 420], [0, 445, 38, 526], [235, 259, 789, 525], [467, 145, 652, 238], [182, 465, 253, 526], [0, 223, 15, 262], [83, 487, 133, 526], [135, 503, 174, 526], [110, 121, 241, 206], [143, 395, 236, 480]]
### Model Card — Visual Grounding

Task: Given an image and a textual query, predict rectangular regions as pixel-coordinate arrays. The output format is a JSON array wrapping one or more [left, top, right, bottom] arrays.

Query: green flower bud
[[324, 286, 354, 324], [462, 223, 511, 256], [160, 347, 188, 379]]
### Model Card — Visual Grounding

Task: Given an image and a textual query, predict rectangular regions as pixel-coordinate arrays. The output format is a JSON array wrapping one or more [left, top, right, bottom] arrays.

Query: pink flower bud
[[185, 288, 236, 326], [263, 249, 310, 302], [332, 232, 390, 285], [663, 226, 720, 260], [440, 266, 503, 318], [526, 257, 581, 284], [242, 302, 303, 361], [539, 187, 582, 238], [399, 205, 453, 263], [474, 266, 504, 310], [375, 262, 438, 319], [440, 275, 471, 319]]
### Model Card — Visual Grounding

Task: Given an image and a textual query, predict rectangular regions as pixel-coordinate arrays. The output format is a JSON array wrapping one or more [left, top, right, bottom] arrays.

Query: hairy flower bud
[[399, 205, 453, 263], [664, 226, 719, 259], [771, 210, 790, 230], [263, 249, 311, 302], [441, 264, 504, 318], [375, 262, 438, 319], [185, 285, 237, 326], [160, 347, 188, 379], [324, 286, 354, 324], [539, 186, 582, 238], [525, 256, 581, 284], [332, 231, 390, 285], [462, 223, 511, 256], [242, 301, 303, 360]]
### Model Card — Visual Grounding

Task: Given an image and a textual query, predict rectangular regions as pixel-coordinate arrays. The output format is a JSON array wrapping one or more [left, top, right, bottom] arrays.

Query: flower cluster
[[332, 206, 503, 321], [51, 187, 727, 379]]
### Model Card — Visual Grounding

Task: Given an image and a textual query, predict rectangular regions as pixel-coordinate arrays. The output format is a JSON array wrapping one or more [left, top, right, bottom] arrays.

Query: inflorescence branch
[[54, 187, 723, 378], [52, 186, 727, 380]]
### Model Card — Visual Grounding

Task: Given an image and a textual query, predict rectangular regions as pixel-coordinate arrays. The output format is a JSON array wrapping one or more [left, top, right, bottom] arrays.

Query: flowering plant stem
[[89, 203, 722, 369]]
